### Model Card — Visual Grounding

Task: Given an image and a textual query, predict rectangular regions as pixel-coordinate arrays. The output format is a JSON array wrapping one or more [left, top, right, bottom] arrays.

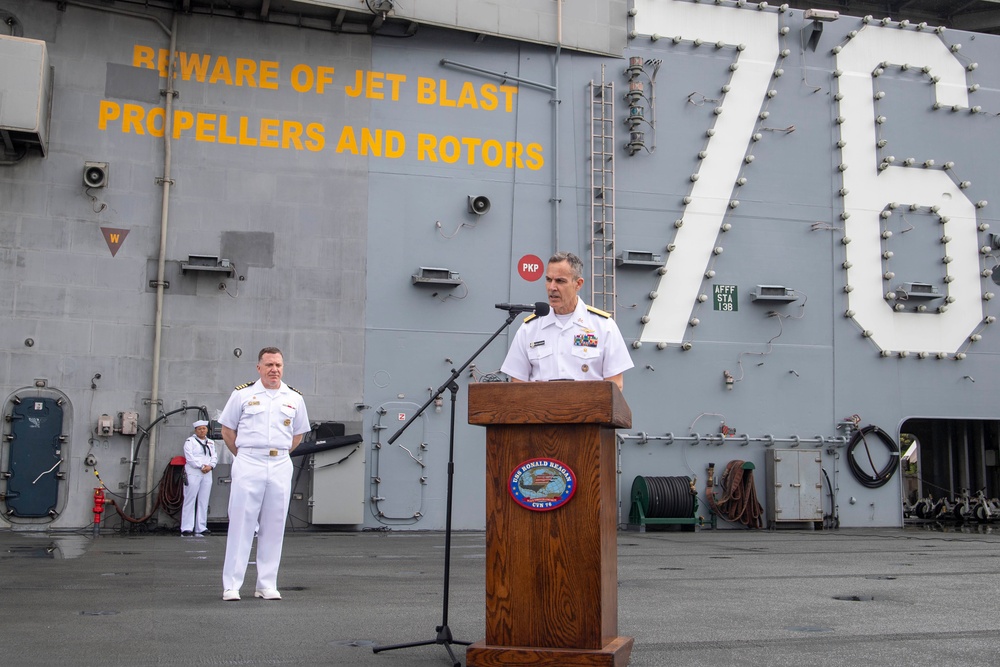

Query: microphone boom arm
[[387, 309, 519, 445]]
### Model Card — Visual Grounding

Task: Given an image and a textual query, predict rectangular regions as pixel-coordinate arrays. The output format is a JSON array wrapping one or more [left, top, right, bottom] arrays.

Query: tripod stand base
[[373, 624, 471, 667], [466, 635, 633, 667]]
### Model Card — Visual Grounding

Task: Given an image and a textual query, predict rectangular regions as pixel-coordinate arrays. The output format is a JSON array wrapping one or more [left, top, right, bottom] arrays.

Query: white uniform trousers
[[180, 468, 213, 533], [222, 448, 292, 592]]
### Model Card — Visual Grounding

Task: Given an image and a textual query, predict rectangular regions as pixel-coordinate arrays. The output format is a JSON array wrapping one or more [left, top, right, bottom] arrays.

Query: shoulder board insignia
[[287, 385, 303, 395], [234, 379, 256, 390], [523, 313, 538, 323], [586, 305, 611, 319]]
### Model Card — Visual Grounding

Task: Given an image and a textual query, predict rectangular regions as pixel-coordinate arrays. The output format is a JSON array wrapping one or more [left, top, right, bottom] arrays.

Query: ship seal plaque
[[508, 457, 577, 511]]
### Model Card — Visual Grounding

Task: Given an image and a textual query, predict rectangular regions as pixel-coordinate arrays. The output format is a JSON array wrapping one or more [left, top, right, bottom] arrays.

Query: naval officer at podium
[[501, 251, 633, 389]]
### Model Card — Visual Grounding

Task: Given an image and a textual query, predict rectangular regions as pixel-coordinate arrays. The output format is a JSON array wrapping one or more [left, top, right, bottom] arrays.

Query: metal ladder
[[589, 67, 616, 317]]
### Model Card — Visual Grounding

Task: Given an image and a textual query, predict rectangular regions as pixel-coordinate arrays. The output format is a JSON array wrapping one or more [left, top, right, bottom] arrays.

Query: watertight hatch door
[[6, 397, 63, 517]]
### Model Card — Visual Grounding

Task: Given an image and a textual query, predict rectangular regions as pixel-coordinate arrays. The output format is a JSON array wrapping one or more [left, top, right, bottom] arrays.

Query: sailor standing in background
[[219, 346, 310, 602], [501, 251, 634, 390], [180, 419, 217, 537]]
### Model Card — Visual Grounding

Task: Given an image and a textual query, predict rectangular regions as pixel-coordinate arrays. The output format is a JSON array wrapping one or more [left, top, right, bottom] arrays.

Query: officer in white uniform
[[502, 251, 633, 389], [219, 347, 310, 602], [180, 419, 217, 536]]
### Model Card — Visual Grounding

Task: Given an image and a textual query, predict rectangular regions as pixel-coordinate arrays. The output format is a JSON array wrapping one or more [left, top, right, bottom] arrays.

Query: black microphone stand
[[373, 309, 521, 667]]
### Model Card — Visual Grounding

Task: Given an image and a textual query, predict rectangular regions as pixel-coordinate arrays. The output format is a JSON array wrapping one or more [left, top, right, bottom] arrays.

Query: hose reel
[[628, 475, 700, 532]]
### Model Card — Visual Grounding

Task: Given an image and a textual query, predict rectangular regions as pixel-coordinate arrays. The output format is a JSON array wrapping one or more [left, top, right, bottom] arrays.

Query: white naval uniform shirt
[[183, 435, 218, 471], [501, 298, 634, 382], [218, 380, 310, 449]]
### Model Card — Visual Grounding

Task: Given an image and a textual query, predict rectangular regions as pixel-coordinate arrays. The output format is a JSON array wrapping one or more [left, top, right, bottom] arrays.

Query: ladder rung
[[591, 79, 614, 318]]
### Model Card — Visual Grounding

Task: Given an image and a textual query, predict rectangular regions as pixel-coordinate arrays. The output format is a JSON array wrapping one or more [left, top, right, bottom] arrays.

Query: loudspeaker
[[83, 162, 109, 188], [467, 195, 490, 215]]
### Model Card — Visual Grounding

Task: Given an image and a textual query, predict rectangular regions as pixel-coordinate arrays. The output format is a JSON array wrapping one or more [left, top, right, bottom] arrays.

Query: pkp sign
[[517, 255, 544, 281]]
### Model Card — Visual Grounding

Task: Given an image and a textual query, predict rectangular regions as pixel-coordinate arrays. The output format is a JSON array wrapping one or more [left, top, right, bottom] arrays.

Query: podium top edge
[[468, 381, 632, 428]]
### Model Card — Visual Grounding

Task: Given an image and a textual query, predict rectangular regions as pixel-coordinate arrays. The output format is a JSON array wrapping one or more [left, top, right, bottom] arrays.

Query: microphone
[[495, 301, 550, 316]]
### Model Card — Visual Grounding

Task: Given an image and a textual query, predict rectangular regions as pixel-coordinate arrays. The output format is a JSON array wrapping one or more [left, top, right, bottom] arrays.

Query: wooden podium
[[466, 381, 633, 667]]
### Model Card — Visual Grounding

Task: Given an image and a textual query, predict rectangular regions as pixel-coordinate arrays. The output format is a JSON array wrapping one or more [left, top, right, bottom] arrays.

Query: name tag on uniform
[[529, 340, 546, 348], [247, 400, 260, 406]]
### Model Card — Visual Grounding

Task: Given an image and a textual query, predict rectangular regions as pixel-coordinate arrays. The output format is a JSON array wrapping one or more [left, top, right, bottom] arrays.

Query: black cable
[[847, 424, 899, 489], [821, 467, 839, 529], [126, 405, 209, 518], [287, 511, 311, 531], [312, 446, 359, 470], [292, 461, 304, 492], [0, 144, 28, 165], [365, 0, 393, 14]]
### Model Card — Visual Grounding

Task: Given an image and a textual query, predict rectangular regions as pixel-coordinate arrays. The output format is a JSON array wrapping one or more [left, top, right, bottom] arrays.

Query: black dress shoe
[[200, 529, 212, 535], [181, 530, 193, 536]]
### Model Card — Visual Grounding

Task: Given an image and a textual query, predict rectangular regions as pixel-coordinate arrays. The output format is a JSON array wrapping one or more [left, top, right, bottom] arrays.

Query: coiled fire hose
[[706, 460, 763, 528]]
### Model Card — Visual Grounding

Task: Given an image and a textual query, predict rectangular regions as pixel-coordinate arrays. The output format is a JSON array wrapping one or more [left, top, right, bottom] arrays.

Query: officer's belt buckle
[[268, 449, 279, 457]]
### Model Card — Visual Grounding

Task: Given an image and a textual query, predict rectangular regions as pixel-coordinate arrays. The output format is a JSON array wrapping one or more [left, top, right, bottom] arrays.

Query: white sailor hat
[[193, 420, 209, 428]]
